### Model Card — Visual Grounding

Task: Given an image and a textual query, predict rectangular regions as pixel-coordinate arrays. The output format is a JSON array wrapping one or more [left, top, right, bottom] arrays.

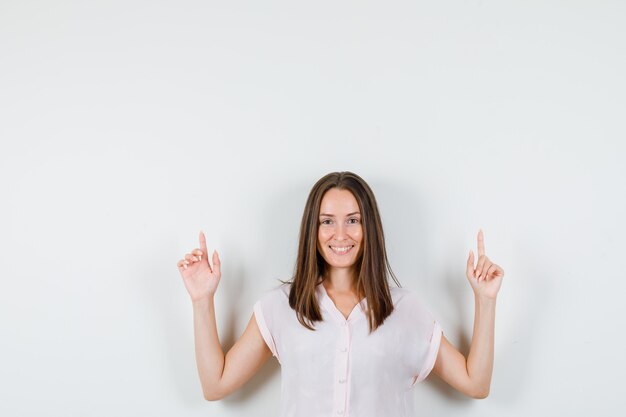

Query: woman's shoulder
[[389, 285, 414, 302], [389, 285, 434, 313], [256, 280, 291, 303]]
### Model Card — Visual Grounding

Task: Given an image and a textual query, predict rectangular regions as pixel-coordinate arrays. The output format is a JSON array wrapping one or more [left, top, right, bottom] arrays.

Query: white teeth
[[330, 245, 354, 254]]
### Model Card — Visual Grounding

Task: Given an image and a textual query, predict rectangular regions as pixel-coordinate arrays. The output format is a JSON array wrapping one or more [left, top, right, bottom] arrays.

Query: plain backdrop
[[1, 1, 625, 416]]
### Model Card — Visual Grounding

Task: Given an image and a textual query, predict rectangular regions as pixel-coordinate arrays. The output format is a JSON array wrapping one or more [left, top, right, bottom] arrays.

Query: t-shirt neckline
[[316, 280, 367, 324]]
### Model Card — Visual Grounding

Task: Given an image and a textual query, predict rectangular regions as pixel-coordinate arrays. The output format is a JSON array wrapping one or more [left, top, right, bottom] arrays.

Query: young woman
[[176, 171, 504, 416]]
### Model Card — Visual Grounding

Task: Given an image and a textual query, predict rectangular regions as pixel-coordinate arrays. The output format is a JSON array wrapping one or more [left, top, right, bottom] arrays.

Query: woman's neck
[[323, 267, 357, 294]]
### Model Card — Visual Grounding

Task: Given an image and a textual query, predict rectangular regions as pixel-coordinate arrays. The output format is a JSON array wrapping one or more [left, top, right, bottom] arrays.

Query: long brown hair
[[281, 171, 401, 333]]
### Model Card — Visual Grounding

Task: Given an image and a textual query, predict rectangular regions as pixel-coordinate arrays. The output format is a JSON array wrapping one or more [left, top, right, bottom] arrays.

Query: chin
[[324, 255, 359, 269], [328, 262, 357, 269]]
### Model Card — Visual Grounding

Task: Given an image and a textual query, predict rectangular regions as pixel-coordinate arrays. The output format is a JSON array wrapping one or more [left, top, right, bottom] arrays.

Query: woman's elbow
[[203, 392, 221, 402], [469, 386, 490, 399], [203, 387, 227, 401]]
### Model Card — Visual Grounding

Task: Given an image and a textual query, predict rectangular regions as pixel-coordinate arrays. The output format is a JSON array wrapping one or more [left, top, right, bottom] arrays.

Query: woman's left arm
[[431, 229, 504, 399]]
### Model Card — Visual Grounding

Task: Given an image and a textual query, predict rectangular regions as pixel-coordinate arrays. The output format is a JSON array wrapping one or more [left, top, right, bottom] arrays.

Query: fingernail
[[183, 264, 188, 269]]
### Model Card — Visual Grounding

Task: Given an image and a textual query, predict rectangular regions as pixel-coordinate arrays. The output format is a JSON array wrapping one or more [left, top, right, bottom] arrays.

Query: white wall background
[[1, 0, 624, 415]]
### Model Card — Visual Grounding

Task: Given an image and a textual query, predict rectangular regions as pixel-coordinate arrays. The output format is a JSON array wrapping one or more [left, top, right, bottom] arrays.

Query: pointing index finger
[[477, 229, 485, 257], [199, 230, 208, 253]]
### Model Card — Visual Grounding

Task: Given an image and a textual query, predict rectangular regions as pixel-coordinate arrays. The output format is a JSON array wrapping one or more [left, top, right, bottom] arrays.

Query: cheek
[[317, 231, 331, 256], [318, 227, 332, 242], [315, 234, 322, 251]]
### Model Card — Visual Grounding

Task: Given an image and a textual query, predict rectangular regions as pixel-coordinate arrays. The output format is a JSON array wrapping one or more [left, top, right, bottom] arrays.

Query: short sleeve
[[413, 320, 443, 384], [253, 285, 286, 364], [403, 292, 443, 385]]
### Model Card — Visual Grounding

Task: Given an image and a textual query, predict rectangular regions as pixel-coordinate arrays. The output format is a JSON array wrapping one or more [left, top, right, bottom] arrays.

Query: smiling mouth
[[329, 245, 355, 255]]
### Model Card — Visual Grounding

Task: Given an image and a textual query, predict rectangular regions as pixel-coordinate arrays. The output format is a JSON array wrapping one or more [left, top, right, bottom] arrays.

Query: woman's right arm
[[178, 231, 273, 401], [192, 297, 272, 400]]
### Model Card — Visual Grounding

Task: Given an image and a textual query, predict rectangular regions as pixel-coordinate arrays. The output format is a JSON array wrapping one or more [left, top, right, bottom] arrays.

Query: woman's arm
[[193, 297, 272, 401], [178, 231, 273, 401], [466, 295, 496, 396], [431, 295, 496, 399], [431, 229, 503, 399]]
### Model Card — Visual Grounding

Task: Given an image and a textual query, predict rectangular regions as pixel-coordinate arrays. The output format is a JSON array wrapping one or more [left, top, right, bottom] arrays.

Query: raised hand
[[466, 229, 504, 300], [177, 231, 221, 301]]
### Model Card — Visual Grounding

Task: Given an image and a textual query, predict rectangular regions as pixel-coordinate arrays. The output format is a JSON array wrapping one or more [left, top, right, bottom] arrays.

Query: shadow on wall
[[143, 233, 258, 404]]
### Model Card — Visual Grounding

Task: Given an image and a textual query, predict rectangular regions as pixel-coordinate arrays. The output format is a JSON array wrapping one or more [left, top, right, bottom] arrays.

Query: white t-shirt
[[253, 281, 443, 417]]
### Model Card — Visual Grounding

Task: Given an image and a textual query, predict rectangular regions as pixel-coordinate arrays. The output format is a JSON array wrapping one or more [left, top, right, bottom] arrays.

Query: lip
[[328, 245, 355, 256]]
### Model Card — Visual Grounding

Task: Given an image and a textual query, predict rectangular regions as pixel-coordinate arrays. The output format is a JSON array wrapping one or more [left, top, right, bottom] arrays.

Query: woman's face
[[317, 188, 364, 272]]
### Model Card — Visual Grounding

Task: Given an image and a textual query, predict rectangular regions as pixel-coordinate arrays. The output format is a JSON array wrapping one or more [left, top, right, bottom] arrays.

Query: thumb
[[212, 250, 221, 275], [467, 250, 475, 277]]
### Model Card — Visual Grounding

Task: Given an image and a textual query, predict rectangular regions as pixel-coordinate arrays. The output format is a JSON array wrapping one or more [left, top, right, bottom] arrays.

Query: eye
[[348, 218, 360, 224], [320, 219, 332, 225]]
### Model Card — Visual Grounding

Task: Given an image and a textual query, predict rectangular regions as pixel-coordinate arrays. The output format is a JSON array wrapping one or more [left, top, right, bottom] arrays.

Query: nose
[[334, 222, 348, 240]]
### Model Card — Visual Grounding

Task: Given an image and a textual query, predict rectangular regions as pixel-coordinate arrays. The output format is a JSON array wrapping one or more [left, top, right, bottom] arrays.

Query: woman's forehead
[[319, 189, 360, 215]]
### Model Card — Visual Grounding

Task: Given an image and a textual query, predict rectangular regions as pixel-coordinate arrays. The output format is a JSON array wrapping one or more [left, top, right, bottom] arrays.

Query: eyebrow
[[319, 212, 361, 217]]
